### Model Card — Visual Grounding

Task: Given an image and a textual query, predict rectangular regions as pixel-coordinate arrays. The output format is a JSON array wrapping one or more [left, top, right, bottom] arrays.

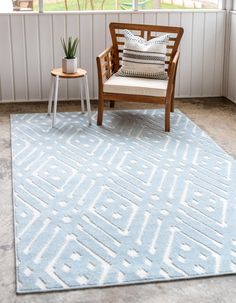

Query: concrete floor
[[0, 97, 236, 303]]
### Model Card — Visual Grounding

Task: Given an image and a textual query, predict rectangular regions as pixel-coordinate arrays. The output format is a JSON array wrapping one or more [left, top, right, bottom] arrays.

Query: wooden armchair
[[96, 23, 184, 131]]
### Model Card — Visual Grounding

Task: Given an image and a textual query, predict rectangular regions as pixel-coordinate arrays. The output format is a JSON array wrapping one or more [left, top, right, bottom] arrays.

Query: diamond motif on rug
[[11, 109, 236, 293]]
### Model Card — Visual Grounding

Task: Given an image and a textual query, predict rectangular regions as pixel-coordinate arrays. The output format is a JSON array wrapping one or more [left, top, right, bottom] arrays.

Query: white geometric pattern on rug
[[11, 109, 236, 293]]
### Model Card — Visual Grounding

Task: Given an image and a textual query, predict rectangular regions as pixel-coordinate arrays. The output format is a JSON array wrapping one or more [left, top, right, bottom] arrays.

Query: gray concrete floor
[[0, 97, 236, 303]]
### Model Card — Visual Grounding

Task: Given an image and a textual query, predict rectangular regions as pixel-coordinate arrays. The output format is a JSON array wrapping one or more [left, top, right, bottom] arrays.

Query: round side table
[[48, 68, 92, 127]]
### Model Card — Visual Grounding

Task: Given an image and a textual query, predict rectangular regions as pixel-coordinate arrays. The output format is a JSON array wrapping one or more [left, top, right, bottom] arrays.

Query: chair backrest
[[109, 22, 184, 75]]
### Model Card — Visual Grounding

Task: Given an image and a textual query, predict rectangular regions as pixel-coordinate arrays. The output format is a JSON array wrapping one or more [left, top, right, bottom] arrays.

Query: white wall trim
[[0, 9, 225, 16]]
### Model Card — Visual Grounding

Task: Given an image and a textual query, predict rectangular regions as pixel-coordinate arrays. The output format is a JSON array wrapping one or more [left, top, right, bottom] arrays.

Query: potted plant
[[61, 36, 79, 74]]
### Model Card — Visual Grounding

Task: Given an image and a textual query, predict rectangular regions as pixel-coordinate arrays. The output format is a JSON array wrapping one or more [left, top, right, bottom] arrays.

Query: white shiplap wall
[[0, 10, 226, 102], [227, 11, 236, 103]]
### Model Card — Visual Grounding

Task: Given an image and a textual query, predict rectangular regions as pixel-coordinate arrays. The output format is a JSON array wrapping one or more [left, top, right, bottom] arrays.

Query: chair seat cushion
[[103, 74, 168, 97]]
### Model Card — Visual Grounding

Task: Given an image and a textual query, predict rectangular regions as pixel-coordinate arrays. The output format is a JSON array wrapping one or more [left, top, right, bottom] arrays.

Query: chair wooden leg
[[97, 97, 104, 126], [171, 66, 177, 113], [170, 94, 174, 112], [110, 101, 115, 108], [165, 101, 171, 132]]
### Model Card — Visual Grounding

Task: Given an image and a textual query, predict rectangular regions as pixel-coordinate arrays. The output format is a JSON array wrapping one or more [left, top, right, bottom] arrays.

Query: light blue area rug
[[11, 109, 236, 294]]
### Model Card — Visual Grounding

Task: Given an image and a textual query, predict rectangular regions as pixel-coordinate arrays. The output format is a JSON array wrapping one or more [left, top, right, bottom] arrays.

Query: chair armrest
[[97, 46, 116, 92], [168, 51, 180, 82], [166, 51, 180, 99]]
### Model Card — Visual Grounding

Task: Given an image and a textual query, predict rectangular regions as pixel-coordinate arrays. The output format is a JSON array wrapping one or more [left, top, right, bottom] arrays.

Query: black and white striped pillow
[[116, 29, 169, 80]]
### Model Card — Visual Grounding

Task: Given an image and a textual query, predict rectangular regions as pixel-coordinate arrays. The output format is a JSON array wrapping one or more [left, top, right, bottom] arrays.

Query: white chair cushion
[[103, 74, 168, 97]]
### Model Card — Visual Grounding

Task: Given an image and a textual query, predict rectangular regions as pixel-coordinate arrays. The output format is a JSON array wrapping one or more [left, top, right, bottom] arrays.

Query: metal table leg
[[84, 74, 92, 125], [48, 76, 54, 115], [80, 78, 85, 113], [52, 75, 59, 127]]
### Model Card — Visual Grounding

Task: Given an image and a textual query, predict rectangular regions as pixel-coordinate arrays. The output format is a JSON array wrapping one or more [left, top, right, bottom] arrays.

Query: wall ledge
[[0, 9, 225, 16]]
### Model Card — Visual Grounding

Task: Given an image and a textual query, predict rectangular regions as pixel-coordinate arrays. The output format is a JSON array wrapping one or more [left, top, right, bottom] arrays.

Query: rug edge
[[16, 270, 236, 294], [10, 114, 20, 295]]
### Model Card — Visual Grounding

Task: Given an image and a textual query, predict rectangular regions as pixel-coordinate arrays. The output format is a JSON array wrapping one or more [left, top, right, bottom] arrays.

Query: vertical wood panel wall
[[227, 12, 236, 104], [0, 10, 226, 102]]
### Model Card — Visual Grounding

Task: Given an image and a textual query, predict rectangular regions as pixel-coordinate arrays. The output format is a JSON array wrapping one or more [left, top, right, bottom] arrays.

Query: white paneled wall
[[227, 12, 236, 103], [0, 10, 226, 102]]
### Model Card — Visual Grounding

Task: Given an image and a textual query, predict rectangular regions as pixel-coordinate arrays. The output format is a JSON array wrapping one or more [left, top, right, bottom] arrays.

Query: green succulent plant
[[61, 37, 79, 59]]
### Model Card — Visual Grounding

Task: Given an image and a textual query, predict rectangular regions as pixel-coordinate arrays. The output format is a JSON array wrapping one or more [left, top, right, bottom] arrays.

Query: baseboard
[[225, 96, 236, 104], [0, 96, 235, 104]]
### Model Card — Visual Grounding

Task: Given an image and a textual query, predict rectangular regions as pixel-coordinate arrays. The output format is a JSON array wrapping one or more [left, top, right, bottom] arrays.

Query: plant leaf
[[61, 38, 68, 58], [71, 38, 79, 57]]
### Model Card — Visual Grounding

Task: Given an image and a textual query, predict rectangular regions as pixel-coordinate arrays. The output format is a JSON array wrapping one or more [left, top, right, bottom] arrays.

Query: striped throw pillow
[[116, 29, 169, 80]]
